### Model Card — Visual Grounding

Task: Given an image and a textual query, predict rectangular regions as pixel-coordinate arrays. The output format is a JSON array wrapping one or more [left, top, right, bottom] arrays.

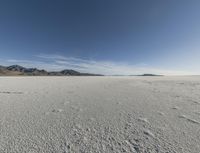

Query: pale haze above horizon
[[0, 0, 200, 75]]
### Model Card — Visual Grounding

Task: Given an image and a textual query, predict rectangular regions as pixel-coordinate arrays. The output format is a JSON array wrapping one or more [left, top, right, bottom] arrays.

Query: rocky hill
[[0, 65, 102, 76]]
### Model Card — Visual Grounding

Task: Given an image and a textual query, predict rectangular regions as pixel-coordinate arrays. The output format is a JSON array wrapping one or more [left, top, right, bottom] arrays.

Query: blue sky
[[0, 0, 200, 75]]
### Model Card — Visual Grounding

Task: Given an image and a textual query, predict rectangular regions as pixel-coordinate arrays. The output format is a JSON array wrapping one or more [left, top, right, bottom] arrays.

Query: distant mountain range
[[0, 65, 103, 76], [136, 74, 163, 76], [0, 65, 164, 76]]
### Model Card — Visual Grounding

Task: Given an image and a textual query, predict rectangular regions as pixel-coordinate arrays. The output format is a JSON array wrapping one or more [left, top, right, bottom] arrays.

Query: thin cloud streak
[[36, 54, 193, 75], [0, 54, 194, 75]]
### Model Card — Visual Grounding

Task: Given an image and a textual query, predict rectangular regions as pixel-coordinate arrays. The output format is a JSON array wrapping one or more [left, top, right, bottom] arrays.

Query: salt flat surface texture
[[0, 76, 200, 153]]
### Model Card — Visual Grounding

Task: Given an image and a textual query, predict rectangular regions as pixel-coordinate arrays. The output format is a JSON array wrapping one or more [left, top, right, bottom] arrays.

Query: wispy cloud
[[0, 54, 193, 75]]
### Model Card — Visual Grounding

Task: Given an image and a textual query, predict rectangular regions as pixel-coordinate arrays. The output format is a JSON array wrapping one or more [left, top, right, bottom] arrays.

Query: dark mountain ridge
[[0, 65, 103, 76]]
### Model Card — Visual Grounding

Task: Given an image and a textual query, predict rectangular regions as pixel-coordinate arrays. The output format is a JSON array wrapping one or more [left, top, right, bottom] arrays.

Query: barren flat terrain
[[0, 76, 200, 153]]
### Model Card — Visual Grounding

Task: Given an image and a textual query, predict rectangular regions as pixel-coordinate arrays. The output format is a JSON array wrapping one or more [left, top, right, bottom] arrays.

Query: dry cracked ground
[[0, 76, 200, 153]]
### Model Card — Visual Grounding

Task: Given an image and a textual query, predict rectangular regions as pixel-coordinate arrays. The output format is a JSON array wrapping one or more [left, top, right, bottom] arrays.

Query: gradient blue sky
[[0, 0, 200, 75]]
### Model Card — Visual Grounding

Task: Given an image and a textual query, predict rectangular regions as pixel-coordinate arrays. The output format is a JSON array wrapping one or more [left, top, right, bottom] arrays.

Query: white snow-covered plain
[[0, 76, 200, 153]]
